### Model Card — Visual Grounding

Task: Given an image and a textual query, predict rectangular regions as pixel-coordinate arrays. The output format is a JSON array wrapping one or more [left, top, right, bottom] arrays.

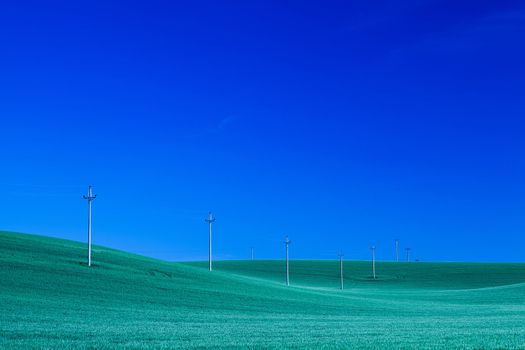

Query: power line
[[284, 236, 291, 286], [371, 245, 376, 279], [205, 212, 215, 271], [338, 252, 344, 291], [82, 185, 97, 267], [395, 239, 399, 262]]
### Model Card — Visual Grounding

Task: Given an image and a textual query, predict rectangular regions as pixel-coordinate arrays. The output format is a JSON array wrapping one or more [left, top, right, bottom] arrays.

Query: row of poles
[[288, 242, 412, 290], [83, 185, 414, 290]]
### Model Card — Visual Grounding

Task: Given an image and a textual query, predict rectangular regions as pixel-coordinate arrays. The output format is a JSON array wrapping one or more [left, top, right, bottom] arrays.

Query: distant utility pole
[[371, 245, 376, 279], [338, 252, 344, 291], [83, 185, 97, 267], [251, 246, 254, 260], [284, 236, 291, 286], [395, 239, 399, 262], [205, 212, 216, 271], [406, 248, 411, 262]]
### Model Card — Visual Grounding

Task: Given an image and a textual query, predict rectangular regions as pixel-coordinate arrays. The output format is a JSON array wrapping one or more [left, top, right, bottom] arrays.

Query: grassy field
[[1, 231, 525, 349]]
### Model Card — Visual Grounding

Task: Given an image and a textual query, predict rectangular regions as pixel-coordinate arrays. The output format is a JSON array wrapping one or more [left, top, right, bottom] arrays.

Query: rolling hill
[[1, 230, 525, 349]]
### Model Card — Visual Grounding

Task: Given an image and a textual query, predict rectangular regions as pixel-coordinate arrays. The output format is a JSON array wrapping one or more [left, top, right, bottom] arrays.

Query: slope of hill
[[187, 259, 525, 290], [1, 231, 525, 349]]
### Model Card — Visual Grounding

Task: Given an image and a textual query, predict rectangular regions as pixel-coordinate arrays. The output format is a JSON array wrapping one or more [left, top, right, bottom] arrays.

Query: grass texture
[[1, 230, 525, 349]]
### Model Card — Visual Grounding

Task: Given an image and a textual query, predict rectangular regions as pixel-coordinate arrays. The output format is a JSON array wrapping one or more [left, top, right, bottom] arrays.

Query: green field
[[1, 231, 525, 349]]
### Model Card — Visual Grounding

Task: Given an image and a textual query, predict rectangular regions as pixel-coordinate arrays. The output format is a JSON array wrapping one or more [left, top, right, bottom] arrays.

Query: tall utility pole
[[284, 236, 291, 286], [395, 239, 399, 262], [371, 245, 376, 279], [406, 247, 411, 262], [338, 252, 344, 291], [251, 246, 254, 260], [83, 185, 97, 267], [205, 212, 215, 271]]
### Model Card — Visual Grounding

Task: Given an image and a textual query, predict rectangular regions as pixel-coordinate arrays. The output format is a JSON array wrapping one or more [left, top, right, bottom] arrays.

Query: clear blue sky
[[1, 0, 524, 262]]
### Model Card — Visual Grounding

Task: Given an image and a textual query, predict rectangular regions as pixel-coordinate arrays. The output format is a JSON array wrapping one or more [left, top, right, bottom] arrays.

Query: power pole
[[284, 236, 291, 286], [251, 246, 254, 260], [338, 252, 344, 290], [205, 212, 215, 271], [406, 247, 411, 262], [83, 185, 97, 267], [371, 245, 376, 279], [395, 239, 399, 262]]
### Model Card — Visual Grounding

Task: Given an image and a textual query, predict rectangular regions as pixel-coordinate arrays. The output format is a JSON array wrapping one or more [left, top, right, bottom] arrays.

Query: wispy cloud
[[185, 114, 238, 139], [208, 115, 236, 134]]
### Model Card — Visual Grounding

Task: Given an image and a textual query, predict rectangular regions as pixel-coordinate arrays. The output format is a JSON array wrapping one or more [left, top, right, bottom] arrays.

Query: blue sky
[[0, 0, 524, 262]]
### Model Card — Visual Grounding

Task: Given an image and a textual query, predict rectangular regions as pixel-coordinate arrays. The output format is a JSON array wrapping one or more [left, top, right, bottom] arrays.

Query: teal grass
[[1, 231, 525, 349]]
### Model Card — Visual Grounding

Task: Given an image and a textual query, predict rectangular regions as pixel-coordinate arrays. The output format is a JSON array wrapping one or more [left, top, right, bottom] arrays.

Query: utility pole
[[83, 185, 96, 267], [338, 252, 344, 290], [284, 236, 291, 286], [251, 246, 254, 260], [371, 245, 376, 279], [395, 239, 399, 262], [205, 212, 215, 271], [406, 247, 411, 262]]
